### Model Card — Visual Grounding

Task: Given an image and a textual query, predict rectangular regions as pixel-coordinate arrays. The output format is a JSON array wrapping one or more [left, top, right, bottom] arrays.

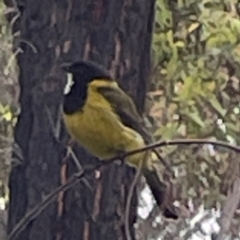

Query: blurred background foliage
[[0, 1, 18, 237], [0, 0, 18, 208], [137, 0, 240, 239], [0, 0, 239, 239]]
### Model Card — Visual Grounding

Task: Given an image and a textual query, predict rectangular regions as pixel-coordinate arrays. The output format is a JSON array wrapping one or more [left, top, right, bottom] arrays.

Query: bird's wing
[[97, 84, 152, 143], [98, 84, 178, 219]]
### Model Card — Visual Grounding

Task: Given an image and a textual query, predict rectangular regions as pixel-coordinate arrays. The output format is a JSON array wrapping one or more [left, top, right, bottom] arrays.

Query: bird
[[61, 60, 178, 219]]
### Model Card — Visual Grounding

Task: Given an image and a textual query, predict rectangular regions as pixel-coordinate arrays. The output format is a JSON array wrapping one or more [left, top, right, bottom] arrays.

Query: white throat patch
[[64, 73, 74, 95]]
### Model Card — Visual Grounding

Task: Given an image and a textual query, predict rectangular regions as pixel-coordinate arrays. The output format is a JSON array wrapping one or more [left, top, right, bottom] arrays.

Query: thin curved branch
[[8, 138, 240, 240], [106, 138, 240, 162], [8, 172, 83, 240]]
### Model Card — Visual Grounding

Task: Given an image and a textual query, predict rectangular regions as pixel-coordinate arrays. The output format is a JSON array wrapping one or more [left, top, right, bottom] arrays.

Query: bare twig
[[8, 160, 110, 240], [182, 211, 213, 239], [125, 152, 147, 240], [19, 39, 37, 53], [8, 171, 83, 240], [152, 149, 174, 177], [125, 167, 141, 240], [44, 106, 62, 140], [67, 146, 93, 191], [8, 138, 240, 240], [105, 138, 240, 164], [216, 177, 240, 240]]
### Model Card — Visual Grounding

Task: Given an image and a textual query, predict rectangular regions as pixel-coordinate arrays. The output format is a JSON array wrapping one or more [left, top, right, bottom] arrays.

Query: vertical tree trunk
[[4, 0, 156, 239]]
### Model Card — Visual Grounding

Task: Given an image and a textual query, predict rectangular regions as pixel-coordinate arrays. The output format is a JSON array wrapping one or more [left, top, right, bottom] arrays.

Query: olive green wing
[[97, 85, 152, 143], [98, 85, 179, 219]]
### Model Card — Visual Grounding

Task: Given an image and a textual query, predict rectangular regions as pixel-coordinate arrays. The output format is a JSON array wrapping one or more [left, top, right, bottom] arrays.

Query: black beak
[[60, 62, 72, 72]]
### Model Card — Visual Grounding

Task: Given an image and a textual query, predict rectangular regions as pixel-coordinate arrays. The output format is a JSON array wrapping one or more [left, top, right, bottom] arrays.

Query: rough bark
[[4, 0, 156, 239]]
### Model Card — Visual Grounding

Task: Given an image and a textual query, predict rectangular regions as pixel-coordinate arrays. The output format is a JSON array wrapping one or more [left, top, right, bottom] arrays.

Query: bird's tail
[[142, 168, 178, 219]]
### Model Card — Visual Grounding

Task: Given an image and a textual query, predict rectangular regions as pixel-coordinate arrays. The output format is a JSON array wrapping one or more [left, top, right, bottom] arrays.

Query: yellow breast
[[63, 80, 145, 165]]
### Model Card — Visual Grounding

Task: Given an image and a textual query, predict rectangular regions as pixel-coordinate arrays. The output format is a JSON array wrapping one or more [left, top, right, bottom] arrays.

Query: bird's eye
[[64, 73, 74, 95]]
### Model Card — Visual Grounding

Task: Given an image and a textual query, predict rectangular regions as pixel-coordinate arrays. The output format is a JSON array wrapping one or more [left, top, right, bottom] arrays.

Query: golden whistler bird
[[61, 60, 178, 219]]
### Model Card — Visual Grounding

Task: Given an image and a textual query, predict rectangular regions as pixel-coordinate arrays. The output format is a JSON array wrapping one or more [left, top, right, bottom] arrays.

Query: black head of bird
[[61, 61, 112, 114], [61, 61, 111, 86]]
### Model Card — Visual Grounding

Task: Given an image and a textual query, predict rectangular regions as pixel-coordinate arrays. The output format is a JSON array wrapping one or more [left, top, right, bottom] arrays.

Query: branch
[[8, 170, 87, 240], [115, 139, 240, 159], [125, 153, 146, 240], [216, 177, 240, 240], [8, 138, 240, 240]]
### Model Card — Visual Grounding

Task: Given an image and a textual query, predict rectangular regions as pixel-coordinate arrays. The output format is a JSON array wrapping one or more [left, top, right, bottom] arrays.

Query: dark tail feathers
[[142, 168, 178, 220]]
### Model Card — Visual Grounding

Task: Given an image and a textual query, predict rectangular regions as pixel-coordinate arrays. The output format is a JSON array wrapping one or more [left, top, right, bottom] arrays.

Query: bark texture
[[4, 0, 156, 239]]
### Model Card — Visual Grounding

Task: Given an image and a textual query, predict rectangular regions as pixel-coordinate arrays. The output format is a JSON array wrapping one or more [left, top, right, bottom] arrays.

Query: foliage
[[0, 0, 18, 205], [138, 0, 240, 239]]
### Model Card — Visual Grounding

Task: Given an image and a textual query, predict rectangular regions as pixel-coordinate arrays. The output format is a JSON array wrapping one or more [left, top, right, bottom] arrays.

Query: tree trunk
[[4, 0, 156, 239]]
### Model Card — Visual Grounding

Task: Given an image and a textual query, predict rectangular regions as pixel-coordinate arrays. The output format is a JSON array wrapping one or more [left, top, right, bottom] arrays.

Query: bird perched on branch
[[61, 60, 178, 219]]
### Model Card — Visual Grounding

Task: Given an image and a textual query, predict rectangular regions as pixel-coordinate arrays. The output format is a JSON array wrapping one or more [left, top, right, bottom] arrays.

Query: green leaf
[[208, 96, 226, 117], [185, 110, 205, 128]]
